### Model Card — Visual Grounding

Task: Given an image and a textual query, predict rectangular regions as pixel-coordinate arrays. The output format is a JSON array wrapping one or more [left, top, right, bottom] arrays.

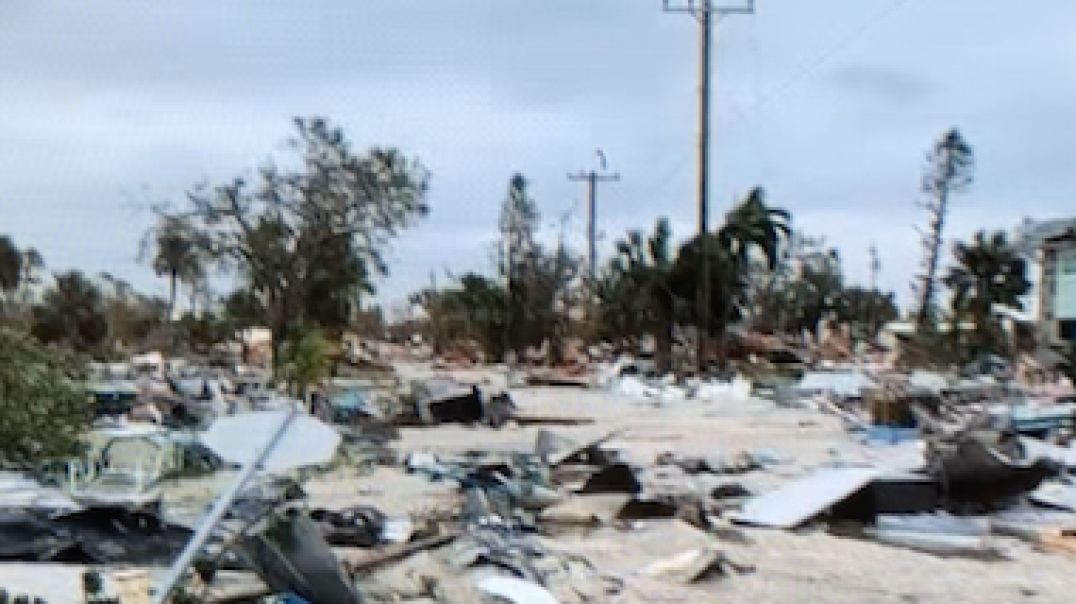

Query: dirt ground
[[294, 362, 1075, 603]]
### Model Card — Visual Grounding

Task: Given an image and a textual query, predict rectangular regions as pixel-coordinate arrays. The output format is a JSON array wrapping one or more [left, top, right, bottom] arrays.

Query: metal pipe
[[153, 408, 299, 603]]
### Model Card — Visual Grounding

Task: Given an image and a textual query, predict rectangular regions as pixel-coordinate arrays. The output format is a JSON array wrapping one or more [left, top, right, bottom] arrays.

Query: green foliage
[[837, 286, 900, 342], [718, 187, 791, 271], [31, 271, 109, 354], [30, 272, 168, 359], [222, 289, 266, 330], [594, 188, 791, 369], [598, 218, 678, 371], [674, 188, 791, 365], [0, 236, 24, 293], [943, 230, 1029, 357], [923, 129, 975, 197], [0, 236, 42, 295], [743, 233, 898, 344], [98, 274, 169, 357], [170, 117, 428, 371], [174, 312, 234, 356], [499, 173, 539, 262], [498, 174, 579, 361], [784, 242, 844, 338], [280, 328, 332, 398], [669, 232, 743, 333], [0, 327, 90, 465], [414, 273, 508, 360], [143, 214, 205, 319]]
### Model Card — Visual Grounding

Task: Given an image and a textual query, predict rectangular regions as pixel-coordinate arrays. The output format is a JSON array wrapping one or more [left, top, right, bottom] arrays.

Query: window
[[1060, 319, 1076, 341], [1060, 248, 1076, 275]]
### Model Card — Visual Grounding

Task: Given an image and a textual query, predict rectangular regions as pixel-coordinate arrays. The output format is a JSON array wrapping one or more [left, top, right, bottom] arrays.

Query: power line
[[745, 0, 914, 117]]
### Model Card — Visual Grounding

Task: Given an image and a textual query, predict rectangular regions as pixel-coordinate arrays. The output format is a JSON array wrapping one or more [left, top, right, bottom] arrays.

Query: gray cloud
[[827, 63, 934, 103], [0, 0, 1074, 311]]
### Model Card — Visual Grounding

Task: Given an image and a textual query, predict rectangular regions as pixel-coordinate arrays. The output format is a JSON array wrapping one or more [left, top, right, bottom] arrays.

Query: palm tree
[[710, 187, 791, 363], [943, 230, 1029, 355], [605, 218, 678, 373], [718, 187, 792, 271], [147, 215, 204, 320]]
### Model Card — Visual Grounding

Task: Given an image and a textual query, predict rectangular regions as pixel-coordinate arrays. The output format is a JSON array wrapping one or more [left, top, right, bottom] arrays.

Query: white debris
[[796, 371, 876, 399], [908, 370, 950, 394], [200, 411, 341, 473], [477, 575, 560, 604], [692, 377, 753, 402]]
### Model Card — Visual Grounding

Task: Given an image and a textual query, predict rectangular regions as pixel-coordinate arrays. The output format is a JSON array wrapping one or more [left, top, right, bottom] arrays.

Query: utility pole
[[568, 149, 619, 282], [869, 243, 881, 291], [663, 0, 755, 373]]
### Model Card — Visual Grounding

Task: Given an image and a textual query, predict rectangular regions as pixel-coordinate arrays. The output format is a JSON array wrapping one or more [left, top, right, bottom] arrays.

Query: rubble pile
[[1, 350, 1076, 602]]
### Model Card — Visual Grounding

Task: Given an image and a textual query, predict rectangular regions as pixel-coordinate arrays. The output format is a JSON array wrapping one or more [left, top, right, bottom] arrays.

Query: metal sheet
[[1029, 481, 1076, 511], [876, 513, 989, 536], [731, 466, 879, 529], [1020, 437, 1076, 468], [870, 529, 996, 558], [200, 411, 340, 473]]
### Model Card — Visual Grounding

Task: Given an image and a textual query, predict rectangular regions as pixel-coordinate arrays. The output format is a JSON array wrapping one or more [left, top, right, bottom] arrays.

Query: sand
[[294, 362, 1075, 603]]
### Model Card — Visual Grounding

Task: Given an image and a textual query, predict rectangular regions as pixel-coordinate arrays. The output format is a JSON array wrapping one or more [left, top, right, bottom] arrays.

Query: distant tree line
[[0, 122, 1060, 466], [412, 128, 1045, 373]]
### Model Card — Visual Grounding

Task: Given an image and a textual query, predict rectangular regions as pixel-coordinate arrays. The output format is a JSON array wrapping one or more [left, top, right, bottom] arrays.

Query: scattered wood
[[202, 571, 271, 603], [336, 531, 461, 574], [512, 414, 596, 426], [524, 372, 591, 388], [1038, 530, 1076, 555]]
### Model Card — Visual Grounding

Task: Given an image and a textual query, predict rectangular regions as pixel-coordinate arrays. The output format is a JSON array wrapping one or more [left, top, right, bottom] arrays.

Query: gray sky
[[2, 0, 1074, 316]]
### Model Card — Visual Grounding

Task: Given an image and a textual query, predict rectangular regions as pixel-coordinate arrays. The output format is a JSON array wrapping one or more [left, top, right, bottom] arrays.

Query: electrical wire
[[744, 0, 915, 118]]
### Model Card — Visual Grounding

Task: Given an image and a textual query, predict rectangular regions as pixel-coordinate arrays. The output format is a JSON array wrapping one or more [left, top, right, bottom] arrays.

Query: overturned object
[[416, 380, 484, 424], [926, 433, 1057, 507], [413, 379, 516, 426], [576, 463, 642, 495], [732, 466, 880, 529], [238, 505, 361, 604], [200, 411, 341, 473], [830, 472, 941, 522]]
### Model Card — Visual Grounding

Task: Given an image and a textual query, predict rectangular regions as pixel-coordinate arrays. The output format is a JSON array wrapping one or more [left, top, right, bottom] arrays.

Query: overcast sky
[[2, 0, 1074, 316]]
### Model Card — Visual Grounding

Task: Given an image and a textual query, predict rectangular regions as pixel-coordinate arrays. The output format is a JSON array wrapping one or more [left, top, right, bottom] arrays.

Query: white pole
[[152, 408, 299, 603]]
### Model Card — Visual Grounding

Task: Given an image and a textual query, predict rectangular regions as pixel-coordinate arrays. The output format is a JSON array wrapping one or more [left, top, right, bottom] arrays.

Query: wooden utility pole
[[569, 149, 619, 282], [663, 0, 755, 372], [869, 243, 881, 291]]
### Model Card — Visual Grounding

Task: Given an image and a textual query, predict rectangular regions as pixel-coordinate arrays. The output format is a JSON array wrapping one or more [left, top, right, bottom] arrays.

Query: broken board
[[731, 466, 880, 529]]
